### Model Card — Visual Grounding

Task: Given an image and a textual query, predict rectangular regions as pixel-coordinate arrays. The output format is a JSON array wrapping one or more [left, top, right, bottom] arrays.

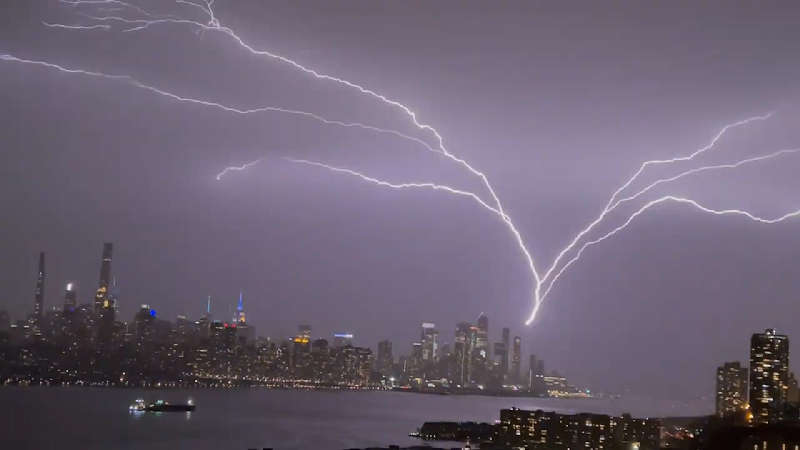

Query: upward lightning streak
[[52, 0, 533, 288], [539, 196, 800, 307], [541, 115, 773, 287], [286, 144, 800, 323]]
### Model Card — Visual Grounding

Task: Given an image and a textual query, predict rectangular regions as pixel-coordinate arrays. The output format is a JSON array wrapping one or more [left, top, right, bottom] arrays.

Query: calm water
[[0, 388, 712, 450]]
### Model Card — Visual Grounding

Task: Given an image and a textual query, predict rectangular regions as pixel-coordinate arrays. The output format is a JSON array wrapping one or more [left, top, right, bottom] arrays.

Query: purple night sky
[[1, 1, 800, 402]]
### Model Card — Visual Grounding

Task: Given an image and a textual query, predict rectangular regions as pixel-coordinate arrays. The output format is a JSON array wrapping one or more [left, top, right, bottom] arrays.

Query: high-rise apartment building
[[94, 243, 113, 314], [715, 361, 748, 417], [750, 328, 789, 424], [33, 252, 45, 323]]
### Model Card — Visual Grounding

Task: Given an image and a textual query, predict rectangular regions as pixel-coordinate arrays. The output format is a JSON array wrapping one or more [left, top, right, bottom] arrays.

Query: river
[[0, 388, 711, 450]]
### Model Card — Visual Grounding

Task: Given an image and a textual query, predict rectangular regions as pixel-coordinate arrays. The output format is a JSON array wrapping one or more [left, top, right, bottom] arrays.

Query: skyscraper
[[33, 252, 45, 323], [454, 322, 474, 385], [333, 333, 353, 348], [715, 361, 748, 417], [511, 336, 522, 384], [377, 340, 393, 375], [93, 243, 113, 314], [63, 283, 76, 312], [501, 327, 510, 375], [749, 328, 789, 424], [234, 291, 246, 323], [475, 314, 489, 353], [528, 354, 537, 388], [421, 323, 438, 361]]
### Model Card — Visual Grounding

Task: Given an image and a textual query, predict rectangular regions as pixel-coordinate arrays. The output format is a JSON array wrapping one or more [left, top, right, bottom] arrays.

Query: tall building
[[333, 333, 353, 348], [511, 336, 522, 384], [453, 322, 474, 385], [475, 314, 489, 354], [298, 325, 311, 340], [93, 243, 113, 314], [63, 283, 77, 312], [750, 328, 790, 424], [234, 291, 246, 323], [421, 323, 438, 361], [33, 252, 45, 323], [715, 361, 748, 417], [377, 340, 393, 375], [528, 354, 537, 388], [501, 327, 510, 375]]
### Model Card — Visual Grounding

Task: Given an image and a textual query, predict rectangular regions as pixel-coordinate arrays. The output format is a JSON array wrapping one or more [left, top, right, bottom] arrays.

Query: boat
[[129, 398, 196, 412]]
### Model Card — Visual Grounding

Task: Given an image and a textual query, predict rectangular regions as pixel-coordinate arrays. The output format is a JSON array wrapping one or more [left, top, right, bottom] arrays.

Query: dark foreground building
[[499, 408, 660, 450]]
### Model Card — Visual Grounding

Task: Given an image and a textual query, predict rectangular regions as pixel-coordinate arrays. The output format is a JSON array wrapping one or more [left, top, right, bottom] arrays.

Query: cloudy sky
[[2, 0, 800, 404]]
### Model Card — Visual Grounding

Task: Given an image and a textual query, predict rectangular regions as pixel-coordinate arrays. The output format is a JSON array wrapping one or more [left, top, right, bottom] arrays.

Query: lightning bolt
[[540, 196, 800, 307], [30, 0, 545, 316], [41, 22, 111, 30], [4, 0, 797, 326], [0, 55, 438, 154], [216, 158, 263, 181]]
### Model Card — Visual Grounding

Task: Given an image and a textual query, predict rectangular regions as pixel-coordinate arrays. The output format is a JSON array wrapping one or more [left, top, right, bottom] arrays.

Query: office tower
[[715, 361, 748, 417], [199, 295, 212, 336], [93, 243, 113, 314], [454, 322, 474, 385], [377, 340, 393, 375], [501, 327, 510, 374], [475, 314, 489, 354], [528, 354, 537, 388], [33, 252, 45, 323], [333, 333, 353, 348], [234, 291, 246, 323], [298, 325, 311, 340], [421, 323, 438, 361], [536, 359, 545, 377], [511, 336, 521, 384], [63, 283, 77, 312], [750, 328, 790, 424]]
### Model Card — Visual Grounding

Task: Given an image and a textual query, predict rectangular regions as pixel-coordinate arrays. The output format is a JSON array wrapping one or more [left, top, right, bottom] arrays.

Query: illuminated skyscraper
[[63, 283, 76, 312], [234, 291, 245, 323], [333, 333, 352, 348], [715, 361, 748, 417], [475, 314, 488, 353], [93, 243, 113, 314], [421, 323, 438, 361], [511, 336, 521, 384], [453, 322, 474, 385], [749, 328, 789, 424], [33, 252, 45, 323]]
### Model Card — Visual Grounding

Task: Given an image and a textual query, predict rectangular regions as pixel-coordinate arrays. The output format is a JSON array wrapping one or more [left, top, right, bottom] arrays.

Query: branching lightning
[[216, 158, 263, 181], [3, 0, 798, 325]]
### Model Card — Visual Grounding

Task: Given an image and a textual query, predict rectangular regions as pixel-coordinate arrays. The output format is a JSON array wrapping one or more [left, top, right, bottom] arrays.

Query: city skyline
[[2, 0, 800, 403]]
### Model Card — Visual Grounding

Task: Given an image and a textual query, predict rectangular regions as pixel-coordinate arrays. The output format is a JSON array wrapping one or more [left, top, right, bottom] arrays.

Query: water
[[0, 388, 711, 450]]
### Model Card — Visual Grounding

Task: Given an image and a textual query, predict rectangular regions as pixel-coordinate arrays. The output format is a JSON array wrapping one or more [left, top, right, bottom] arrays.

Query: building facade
[[750, 328, 790, 424], [716, 361, 748, 417]]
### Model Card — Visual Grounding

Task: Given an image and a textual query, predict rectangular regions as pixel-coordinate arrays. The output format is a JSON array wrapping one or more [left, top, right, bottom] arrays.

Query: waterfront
[[1, 388, 711, 450]]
